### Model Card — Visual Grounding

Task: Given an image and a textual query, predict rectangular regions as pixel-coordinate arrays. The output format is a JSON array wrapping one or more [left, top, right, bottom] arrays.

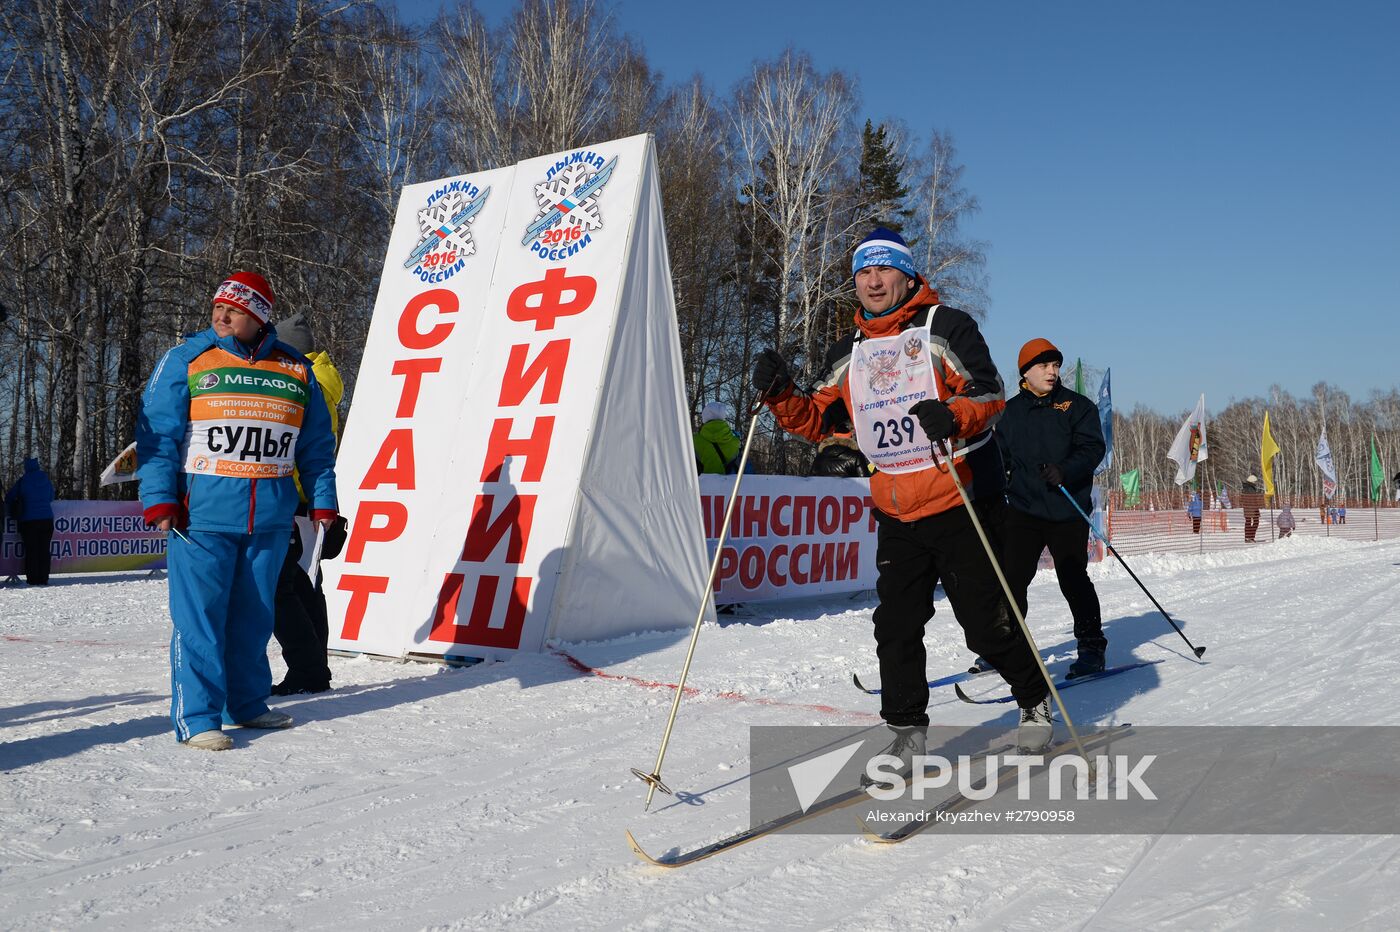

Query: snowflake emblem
[[416, 191, 478, 259], [531, 164, 605, 234], [868, 353, 901, 395]]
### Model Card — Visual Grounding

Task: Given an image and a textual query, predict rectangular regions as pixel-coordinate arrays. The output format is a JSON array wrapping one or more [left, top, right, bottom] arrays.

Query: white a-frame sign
[[323, 134, 710, 661]]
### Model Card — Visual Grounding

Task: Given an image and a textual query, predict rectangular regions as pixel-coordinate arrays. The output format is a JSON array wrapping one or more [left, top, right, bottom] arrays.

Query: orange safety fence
[[1101, 490, 1400, 557]]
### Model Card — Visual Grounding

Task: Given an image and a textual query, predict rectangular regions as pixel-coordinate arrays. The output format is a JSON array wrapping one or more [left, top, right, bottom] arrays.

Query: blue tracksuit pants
[[167, 529, 289, 740]]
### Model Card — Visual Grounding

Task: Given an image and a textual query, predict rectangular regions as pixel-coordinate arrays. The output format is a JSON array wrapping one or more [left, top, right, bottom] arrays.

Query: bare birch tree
[[729, 49, 855, 369], [345, 7, 435, 223], [909, 129, 988, 320]]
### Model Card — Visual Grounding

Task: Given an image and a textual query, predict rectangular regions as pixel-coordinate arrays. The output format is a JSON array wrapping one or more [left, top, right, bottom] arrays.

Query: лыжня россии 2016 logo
[[404, 179, 491, 283], [522, 151, 618, 261]]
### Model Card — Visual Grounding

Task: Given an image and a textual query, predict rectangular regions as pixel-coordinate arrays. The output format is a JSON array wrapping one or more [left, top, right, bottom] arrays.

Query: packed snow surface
[[3, 535, 1400, 930]]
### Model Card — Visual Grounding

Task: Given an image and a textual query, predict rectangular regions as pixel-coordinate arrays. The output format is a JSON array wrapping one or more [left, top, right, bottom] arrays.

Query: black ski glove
[[1039, 462, 1065, 488], [909, 399, 957, 443], [321, 515, 349, 560], [820, 398, 853, 435], [753, 349, 794, 400]]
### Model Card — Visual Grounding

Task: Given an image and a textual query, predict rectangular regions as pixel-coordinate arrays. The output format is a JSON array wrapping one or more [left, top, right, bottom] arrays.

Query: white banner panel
[[323, 167, 514, 658], [541, 138, 713, 643], [418, 140, 645, 657], [699, 475, 878, 604], [326, 134, 708, 660]]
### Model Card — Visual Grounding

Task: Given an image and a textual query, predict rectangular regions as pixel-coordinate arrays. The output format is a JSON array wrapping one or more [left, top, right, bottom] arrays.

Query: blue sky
[[392, 0, 1398, 415]]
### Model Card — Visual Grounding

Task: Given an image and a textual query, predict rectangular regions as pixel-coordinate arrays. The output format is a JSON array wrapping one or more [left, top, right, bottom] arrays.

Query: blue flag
[[1095, 368, 1113, 476]]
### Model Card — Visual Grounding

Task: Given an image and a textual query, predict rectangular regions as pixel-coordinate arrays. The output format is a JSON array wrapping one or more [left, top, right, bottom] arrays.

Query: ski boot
[[967, 656, 995, 676], [1017, 697, 1054, 752], [1066, 645, 1107, 680], [860, 725, 927, 790]]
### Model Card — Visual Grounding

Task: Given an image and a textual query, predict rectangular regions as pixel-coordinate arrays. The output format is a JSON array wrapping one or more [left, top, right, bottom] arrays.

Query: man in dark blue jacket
[[995, 338, 1108, 678], [5, 458, 55, 584]]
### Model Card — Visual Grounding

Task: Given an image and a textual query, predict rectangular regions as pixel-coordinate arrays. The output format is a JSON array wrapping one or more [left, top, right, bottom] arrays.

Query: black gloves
[[753, 349, 793, 399], [909, 399, 957, 443], [321, 515, 349, 560], [820, 398, 853, 435], [1039, 462, 1065, 488]]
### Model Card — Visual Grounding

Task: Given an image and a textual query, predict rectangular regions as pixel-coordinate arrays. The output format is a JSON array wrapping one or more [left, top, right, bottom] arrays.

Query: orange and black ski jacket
[[767, 281, 1006, 522]]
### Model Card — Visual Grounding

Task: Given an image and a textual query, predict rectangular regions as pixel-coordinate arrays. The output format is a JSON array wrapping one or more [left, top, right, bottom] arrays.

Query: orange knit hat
[[1017, 338, 1063, 376]]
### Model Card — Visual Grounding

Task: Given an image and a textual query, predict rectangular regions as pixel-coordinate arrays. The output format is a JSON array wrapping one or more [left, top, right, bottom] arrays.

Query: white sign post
[[324, 134, 709, 661]]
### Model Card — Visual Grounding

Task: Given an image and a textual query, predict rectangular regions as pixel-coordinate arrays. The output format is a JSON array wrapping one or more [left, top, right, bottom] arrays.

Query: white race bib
[[848, 324, 944, 475]]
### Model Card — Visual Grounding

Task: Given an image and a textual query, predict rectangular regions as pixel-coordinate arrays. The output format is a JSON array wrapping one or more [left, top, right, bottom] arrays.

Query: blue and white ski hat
[[852, 227, 918, 282]]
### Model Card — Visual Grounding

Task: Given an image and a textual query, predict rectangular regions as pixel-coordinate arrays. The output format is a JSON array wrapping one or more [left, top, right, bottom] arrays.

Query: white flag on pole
[[1315, 429, 1338, 499], [99, 441, 139, 487], [1166, 394, 1208, 485]]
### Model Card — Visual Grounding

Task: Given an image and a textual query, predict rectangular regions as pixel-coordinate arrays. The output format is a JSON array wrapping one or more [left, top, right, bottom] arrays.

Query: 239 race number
[[873, 416, 918, 449]]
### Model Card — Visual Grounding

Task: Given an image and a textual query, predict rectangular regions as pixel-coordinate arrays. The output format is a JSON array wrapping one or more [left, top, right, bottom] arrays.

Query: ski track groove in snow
[[3, 539, 1400, 928]]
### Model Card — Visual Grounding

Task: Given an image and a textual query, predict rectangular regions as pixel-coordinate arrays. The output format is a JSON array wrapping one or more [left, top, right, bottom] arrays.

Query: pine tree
[[856, 120, 913, 237]]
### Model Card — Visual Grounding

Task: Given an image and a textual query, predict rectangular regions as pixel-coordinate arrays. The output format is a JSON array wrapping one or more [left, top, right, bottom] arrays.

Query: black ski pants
[[17, 519, 54, 585], [272, 535, 331, 690], [1002, 508, 1105, 654], [873, 502, 1047, 726]]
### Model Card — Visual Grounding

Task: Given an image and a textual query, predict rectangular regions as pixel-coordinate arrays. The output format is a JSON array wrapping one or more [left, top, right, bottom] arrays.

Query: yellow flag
[[1261, 410, 1281, 500]]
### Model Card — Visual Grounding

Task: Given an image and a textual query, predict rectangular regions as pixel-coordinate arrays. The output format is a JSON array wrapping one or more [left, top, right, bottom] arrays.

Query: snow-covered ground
[[4, 535, 1400, 930]]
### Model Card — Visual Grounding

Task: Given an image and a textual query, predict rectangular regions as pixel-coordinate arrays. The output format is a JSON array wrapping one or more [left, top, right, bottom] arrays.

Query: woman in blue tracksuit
[[137, 271, 339, 750]]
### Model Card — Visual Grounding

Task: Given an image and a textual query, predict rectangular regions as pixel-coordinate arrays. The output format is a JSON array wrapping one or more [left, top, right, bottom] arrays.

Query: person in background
[[753, 226, 1052, 764], [1337, 505, 1347, 524], [994, 338, 1109, 680], [269, 312, 343, 696], [693, 401, 743, 475], [137, 272, 339, 750], [1187, 491, 1203, 534], [1277, 504, 1296, 538], [1240, 475, 1264, 542], [4, 458, 55, 585], [806, 398, 871, 478]]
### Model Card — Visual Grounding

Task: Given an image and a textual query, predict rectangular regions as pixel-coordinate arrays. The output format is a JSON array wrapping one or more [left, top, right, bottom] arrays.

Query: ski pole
[[1057, 485, 1206, 659], [630, 391, 768, 811], [934, 441, 1097, 776]]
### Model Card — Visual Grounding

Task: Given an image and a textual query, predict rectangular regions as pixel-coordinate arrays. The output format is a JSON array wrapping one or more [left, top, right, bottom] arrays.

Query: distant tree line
[[1113, 384, 1400, 506], [1, 0, 989, 493], [6, 0, 1392, 502]]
